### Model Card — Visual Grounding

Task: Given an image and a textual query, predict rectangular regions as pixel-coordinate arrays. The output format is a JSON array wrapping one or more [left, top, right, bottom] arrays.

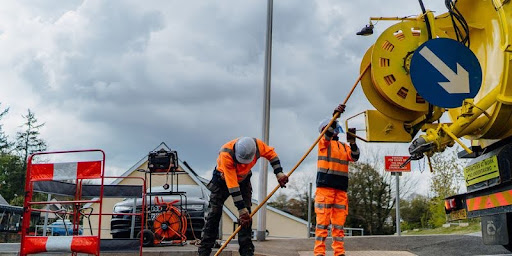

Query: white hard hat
[[235, 137, 257, 164], [318, 118, 344, 134]]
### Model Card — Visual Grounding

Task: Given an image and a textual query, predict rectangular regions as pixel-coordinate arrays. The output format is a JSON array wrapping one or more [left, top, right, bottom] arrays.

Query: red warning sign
[[385, 156, 411, 172]]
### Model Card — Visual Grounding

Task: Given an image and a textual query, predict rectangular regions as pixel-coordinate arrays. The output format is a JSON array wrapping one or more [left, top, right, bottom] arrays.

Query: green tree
[[347, 162, 394, 235], [428, 197, 448, 228], [268, 192, 289, 212], [3, 109, 48, 205], [0, 103, 24, 204], [268, 174, 316, 224], [429, 151, 465, 198], [0, 103, 11, 153], [15, 109, 47, 168], [428, 151, 465, 227], [0, 154, 24, 204], [400, 195, 431, 230], [287, 174, 315, 222]]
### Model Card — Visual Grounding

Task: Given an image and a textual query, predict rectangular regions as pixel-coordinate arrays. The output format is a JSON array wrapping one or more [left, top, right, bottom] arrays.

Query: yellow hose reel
[[371, 21, 429, 114], [358, 20, 430, 142], [361, 20, 430, 122], [356, 0, 512, 147]]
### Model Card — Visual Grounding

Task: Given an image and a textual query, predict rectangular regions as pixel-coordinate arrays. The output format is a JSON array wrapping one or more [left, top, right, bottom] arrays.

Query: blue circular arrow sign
[[410, 38, 482, 108]]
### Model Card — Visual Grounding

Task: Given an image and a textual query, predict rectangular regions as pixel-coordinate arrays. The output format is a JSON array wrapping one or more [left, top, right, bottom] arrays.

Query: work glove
[[276, 172, 289, 188], [238, 208, 252, 228], [333, 104, 346, 116], [347, 128, 356, 144]]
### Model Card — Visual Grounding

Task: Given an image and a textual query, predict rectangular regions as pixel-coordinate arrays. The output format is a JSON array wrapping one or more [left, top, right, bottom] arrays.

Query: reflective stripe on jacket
[[316, 137, 353, 191], [216, 138, 282, 210]]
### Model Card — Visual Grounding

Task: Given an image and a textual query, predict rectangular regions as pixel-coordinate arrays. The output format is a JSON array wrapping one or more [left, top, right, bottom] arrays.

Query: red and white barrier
[[22, 236, 98, 255], [30, 161, 102, 181]]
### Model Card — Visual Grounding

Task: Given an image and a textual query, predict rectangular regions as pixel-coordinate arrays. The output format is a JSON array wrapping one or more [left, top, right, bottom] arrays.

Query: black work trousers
[[198, 172, 254, 256]]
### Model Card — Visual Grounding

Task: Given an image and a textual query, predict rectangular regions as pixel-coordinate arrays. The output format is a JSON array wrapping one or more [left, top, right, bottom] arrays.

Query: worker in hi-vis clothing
[[314, 104, 359, 256], [198, 137, 289, 256]]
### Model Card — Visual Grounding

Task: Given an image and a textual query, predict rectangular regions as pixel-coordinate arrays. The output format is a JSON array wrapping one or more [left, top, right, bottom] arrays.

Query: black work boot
[[239, 248, 254, 256], [197, 246, 211, 256]]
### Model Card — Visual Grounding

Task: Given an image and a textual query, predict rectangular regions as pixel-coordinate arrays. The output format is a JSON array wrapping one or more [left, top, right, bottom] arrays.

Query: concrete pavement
[[298, 251, 416, 256], [2, 235, 511, 256]]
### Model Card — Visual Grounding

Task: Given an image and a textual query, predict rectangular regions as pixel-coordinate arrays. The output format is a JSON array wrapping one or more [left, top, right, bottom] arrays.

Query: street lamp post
[[257, 0, 274, 242]]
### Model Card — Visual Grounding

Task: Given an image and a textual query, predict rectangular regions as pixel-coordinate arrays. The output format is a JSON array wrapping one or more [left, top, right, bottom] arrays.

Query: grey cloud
[[17, 0, 83, 21], [2, 0, 452, 195], [72, 1, 165, 55]]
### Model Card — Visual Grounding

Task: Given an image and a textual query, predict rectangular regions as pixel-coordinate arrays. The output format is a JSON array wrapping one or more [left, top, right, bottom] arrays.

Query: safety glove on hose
[[238, 208, 252, 228], [276, 172, 289, 188], [347, 128, 357, 144], [333, 104, 346, 117]]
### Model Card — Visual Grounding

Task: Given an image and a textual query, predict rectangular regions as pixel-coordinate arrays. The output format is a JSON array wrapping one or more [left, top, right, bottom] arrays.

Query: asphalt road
[[251, 235, 511, 256]]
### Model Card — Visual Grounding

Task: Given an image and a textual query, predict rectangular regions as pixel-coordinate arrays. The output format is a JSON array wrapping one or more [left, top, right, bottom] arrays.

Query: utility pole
[[395, 173, 401, 236], [307, 182, 312, 238], [257, 0, 273, 242], [385, 156, 408, 236]]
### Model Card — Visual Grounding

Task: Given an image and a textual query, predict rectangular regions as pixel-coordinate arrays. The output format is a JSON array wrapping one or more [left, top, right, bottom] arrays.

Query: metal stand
[[142, 149, 188, 246]]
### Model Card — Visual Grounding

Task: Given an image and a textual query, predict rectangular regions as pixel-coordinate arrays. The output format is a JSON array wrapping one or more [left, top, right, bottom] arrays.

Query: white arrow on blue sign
[[410, 38, 482, 108]]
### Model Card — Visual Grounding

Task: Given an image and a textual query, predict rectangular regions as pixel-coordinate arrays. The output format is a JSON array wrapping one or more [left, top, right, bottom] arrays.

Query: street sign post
[[385, 156, 411, 236], [410, 38, 482, 108]]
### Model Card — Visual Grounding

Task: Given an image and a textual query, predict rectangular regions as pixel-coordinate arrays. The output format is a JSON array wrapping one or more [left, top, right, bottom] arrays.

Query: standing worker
[[314, 104, 360, 256], [198, 137, 289, 256]]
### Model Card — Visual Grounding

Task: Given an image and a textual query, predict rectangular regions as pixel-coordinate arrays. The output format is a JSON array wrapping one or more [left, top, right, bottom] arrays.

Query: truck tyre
[[504, 213, 512, 252], [137, 229, 154, 247]]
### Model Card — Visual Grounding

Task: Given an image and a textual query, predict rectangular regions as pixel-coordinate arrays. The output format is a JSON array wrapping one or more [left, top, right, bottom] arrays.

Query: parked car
[[49, 219, 83, 236], [110, 184, 208, 241]]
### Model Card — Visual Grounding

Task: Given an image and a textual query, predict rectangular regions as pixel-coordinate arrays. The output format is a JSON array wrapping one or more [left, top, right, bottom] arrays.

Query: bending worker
[[198, 137, 289, 256], [314, 104, 360, 256]]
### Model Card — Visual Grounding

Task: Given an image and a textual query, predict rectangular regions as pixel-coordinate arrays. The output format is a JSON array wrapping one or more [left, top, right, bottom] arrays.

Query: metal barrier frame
[[19, 150, 146, 256], [99, 175, 146, 255], [21, 149, 106, 256]]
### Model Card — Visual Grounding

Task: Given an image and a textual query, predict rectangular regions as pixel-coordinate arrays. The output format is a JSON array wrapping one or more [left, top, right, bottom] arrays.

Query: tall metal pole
[[257, 0, 273, 242], [307, 182, 312, 238], [395, 173, 401, 236]]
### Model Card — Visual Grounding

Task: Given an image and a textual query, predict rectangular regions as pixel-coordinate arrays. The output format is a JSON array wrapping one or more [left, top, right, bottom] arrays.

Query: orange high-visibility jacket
[[316, 122, 359, 191], [216, 138, 282, 211]]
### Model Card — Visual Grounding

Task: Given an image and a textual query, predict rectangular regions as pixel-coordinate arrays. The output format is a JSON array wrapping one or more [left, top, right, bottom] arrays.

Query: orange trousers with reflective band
[[314, 187, 348, 256]]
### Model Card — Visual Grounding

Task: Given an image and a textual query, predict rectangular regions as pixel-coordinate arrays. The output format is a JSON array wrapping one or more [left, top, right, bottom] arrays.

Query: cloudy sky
[[0, 0, 453, 197]]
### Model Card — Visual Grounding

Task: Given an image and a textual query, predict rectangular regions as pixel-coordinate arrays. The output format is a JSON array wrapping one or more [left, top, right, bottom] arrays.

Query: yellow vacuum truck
[[352, 0, 512, 251]]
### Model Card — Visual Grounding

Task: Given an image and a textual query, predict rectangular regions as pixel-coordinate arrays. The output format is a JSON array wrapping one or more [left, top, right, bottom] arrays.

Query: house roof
[[110, 142, 171, 186], [107, 142, 238, 222], [251, 198, 308, 225], [0, 194, 8, 205], [105, 142, 307, 225], [178, 157, 238, 222], [186, 158, 306, 225]]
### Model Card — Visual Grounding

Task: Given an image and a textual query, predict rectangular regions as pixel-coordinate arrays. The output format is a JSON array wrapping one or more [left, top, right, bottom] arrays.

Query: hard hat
[[234, 137, 257, 164], [318, 118, 344, 134]]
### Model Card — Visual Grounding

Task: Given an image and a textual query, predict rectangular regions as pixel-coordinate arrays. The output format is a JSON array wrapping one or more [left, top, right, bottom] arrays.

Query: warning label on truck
[[464, 155, 499, 186], [448, 209, 467, 221]]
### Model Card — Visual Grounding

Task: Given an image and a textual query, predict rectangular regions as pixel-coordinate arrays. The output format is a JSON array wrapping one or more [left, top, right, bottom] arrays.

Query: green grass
[[402, 221, 481, 235]]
